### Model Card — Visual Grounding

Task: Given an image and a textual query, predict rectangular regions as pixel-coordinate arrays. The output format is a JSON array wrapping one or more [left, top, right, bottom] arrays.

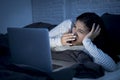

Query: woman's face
[[71, 20, 89, 45]]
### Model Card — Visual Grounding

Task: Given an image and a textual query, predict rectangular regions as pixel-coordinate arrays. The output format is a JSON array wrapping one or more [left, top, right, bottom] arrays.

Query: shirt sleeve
[[82, 37, 117, 72], [49, 35, 62, 48], [49, 19, 73, 48]]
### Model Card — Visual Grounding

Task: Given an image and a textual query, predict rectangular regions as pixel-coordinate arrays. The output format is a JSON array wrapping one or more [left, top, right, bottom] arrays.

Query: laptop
[[7, 27, 75, 74]]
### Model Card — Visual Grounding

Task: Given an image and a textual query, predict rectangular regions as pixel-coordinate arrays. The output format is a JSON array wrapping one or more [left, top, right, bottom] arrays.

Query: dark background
[[0, 0, 120, 34]]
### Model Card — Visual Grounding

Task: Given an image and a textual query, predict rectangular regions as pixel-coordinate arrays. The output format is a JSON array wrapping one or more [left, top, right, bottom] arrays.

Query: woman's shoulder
[[61, 19, 73, 24], [59, 19, 74, 29]]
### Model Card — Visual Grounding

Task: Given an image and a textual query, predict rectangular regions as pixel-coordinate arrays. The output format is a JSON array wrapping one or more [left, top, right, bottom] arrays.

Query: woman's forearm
[[82, 38, 117, 71]]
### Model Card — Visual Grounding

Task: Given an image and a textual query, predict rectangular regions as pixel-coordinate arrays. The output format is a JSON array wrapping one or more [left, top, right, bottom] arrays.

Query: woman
[[49, 12, 117, 72]]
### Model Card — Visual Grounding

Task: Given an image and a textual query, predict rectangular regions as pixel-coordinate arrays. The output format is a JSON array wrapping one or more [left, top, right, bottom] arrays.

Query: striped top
[[49, 19, 117, 72]]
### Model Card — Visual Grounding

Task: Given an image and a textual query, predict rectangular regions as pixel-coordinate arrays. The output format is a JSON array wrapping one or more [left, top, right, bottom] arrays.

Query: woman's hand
[[84, 23, 101, 41], [61, 32, 76, 46]]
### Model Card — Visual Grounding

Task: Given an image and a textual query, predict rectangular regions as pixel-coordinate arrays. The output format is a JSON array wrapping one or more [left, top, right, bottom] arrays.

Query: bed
[[0, 13, 120, 80]]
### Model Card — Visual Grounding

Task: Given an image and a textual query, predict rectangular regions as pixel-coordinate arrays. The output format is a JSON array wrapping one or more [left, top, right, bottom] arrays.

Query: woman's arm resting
[[83, 38, 117, 72]]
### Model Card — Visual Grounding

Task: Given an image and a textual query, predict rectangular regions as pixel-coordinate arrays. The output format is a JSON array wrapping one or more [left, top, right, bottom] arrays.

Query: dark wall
[[0, 0, 32, 34], [32, 0, 120, 24]]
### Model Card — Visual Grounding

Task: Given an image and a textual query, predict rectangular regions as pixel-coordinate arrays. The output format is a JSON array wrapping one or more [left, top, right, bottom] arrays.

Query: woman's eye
[[78, 30, 84, 34]]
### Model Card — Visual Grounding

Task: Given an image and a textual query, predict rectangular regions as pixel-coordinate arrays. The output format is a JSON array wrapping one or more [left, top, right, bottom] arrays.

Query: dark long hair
[[76, 12, 106, 49]]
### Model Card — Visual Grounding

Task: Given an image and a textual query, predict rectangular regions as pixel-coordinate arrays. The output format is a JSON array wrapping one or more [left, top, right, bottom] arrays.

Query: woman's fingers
[[63, 33, 74, 37], [94, 25, 100, 33], [85, 23, 101, 40], [61, 33, 76, 46], [93, 24, 101, 37], [63, 33, 76, 40], [91, 23, 95, 33], [95, 25, 101, 36]]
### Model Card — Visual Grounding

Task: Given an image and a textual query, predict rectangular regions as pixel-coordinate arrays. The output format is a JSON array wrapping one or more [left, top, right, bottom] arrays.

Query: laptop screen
[[7, 28, 53, 73]]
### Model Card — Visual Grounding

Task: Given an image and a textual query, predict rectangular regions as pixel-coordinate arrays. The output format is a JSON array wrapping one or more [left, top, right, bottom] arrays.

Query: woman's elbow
[[105, 64, 117, 72]]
